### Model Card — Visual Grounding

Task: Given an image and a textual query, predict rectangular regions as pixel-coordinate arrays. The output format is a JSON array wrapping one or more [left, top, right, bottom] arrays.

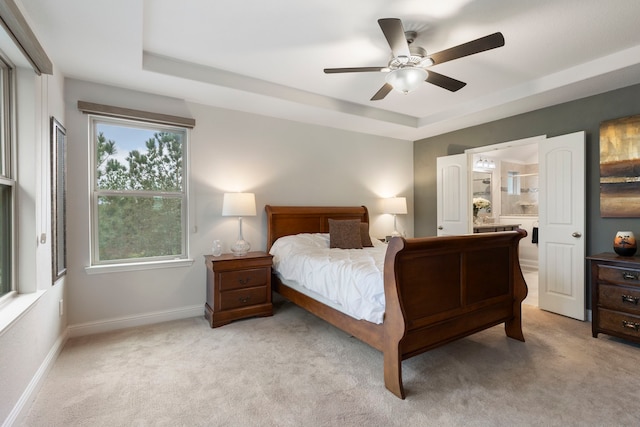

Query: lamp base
[[230, 239, 251, 256]]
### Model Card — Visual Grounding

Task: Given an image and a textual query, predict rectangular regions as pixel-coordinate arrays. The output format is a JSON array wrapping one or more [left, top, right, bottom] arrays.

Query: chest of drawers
[[204, 251, 273, 328], [588, 253, 640, 343]]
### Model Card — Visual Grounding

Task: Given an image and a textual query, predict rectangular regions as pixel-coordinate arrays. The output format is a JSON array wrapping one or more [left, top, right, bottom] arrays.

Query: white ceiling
[[20, 0, 640, 141]]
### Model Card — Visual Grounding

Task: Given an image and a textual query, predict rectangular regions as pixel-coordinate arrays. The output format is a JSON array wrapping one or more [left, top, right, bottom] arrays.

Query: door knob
[[571, 232, 582, 238]]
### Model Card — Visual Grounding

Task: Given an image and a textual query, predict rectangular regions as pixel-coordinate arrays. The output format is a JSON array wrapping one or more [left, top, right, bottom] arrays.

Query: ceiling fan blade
[[429, 32, 505, 65], [371, 83, 393, 101], [425, 71, 466, 92], [378, 18, 410, 58], [324, 66, 386, 74]]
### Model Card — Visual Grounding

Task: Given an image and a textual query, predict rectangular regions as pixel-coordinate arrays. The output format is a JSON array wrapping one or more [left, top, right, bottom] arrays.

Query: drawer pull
[[622, 320, 640, 332], [239, 296, 251, 304], [621, 294, 640, 305], [238, 278, 251, 285], [622, 272, 638, 280]]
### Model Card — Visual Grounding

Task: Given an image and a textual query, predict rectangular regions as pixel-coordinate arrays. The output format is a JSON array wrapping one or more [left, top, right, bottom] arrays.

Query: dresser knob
[[621, 294, 640, 305], [622, 320, 640, 332], [622, 272, 638, 280], [239, 296, 251, 304], [238, 278, 250, 285]]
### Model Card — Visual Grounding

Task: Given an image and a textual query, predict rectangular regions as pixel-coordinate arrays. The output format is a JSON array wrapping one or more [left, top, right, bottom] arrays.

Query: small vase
[[211, 240, 222, 257], [613, 231, 637, 256]]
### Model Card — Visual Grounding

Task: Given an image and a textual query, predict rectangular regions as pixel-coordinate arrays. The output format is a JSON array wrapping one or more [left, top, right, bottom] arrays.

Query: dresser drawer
[[219, 268, 268, 291], [598, 265, 640, 287], [220, 286, 267, 310], [598, 308, 640, 338], [598, 283, 640, 314]]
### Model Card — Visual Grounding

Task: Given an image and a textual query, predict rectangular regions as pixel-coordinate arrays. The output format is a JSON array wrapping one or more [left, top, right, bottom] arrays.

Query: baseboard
[[3, 329, 68, 427], [519, 260, 538, 271], [67, 305, 203, 338]]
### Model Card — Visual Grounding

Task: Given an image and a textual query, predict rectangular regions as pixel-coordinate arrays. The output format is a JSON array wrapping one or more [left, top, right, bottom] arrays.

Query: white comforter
[[269, 233, 387, 324]]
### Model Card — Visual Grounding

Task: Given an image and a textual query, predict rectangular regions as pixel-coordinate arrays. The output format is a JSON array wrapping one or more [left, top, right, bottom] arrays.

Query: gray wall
[[414, 82, 640, 260]]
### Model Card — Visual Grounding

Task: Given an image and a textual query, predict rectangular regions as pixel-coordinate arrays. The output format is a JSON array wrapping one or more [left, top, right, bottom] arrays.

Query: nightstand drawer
[[220, 268, 268, 291], [598, 265, 640, 287], [598, 308, 640, 338], [599, 283, 640, 314], [220, 286, 267, 310]]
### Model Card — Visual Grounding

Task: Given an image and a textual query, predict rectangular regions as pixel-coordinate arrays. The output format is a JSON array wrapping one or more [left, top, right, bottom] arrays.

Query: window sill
[[0, 290, 47, 336], [84, 258, 195, 275]]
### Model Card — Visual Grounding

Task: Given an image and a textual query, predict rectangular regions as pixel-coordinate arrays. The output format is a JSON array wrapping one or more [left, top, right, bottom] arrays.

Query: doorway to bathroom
[[438, 132, 586, 319], [471, 141, 540, 306]]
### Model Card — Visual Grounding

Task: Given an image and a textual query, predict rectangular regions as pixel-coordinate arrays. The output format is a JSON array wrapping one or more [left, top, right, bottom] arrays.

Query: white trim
[[519, 260, 539, 271], [0, 290, 45, 336], [67, 304, 203, 337], [84, 257, 194, 275], [2, 328, 68, 427], [465, 135, 547, 154]]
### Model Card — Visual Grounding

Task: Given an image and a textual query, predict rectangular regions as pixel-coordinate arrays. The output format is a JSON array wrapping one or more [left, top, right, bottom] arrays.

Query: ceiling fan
[[324, 18, 505, 101]]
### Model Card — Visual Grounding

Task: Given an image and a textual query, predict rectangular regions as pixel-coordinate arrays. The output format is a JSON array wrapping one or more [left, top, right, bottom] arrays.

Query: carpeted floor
[[22, 297, 640, 427]]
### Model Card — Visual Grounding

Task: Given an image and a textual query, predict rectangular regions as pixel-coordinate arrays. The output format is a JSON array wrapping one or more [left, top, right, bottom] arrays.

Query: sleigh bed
[[265, 205, 528, 399]]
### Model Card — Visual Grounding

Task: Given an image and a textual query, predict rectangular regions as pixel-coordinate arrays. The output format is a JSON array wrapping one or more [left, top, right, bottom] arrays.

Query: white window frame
[[0, 54, 15, 303], [86, 114, 192, 272], [0, 177, 15, 304]]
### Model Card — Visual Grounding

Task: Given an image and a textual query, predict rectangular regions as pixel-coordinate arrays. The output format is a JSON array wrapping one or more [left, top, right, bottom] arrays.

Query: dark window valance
[[0, 0, 53, 75], [77, 101, 195, 128]]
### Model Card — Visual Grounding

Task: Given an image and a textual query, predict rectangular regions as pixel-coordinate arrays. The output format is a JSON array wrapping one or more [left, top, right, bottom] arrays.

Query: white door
[[436, 153, 469, 236], [538, 131, 586, 320]]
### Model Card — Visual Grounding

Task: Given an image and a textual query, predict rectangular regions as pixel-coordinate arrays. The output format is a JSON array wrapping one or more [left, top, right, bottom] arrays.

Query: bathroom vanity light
[[475, 157, 496, 170]]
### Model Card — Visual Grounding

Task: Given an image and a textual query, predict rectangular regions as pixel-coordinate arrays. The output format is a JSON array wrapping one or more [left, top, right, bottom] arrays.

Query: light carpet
[[22, 297, 640, 426]]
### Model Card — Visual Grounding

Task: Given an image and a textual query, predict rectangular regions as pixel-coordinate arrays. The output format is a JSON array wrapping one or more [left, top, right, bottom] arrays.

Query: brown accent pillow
[[360, 222, 374, 247], [329, 219, 363, 249]]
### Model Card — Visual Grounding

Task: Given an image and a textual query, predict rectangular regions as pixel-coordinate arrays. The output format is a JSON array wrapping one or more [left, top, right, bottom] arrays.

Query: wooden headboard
[[265, 205, 369, 251]]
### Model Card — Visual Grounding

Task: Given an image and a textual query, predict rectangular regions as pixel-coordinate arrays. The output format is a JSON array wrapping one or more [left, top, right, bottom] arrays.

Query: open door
[[436, 153, 469, 236], [538, 131, 586, 320]]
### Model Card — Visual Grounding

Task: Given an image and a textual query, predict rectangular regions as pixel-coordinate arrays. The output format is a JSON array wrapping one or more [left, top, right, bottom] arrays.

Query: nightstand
[[204, 251, 273, 328], [588, 253, 640, 344]]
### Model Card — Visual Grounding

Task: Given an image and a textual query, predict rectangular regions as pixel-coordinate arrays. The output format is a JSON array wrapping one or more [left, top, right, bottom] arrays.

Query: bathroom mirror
[[472, 171, 492, 208]]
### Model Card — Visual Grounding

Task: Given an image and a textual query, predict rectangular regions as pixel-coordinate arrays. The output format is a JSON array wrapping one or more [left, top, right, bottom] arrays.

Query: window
[[507, 171, 521, 195], [0, 58, 13, 298], [89, 115, 189, 266]]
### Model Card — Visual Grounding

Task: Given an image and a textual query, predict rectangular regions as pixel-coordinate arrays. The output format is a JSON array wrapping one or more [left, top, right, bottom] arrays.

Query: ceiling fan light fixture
[[385, 67, 427, 93], [419, 57, 435, 67]]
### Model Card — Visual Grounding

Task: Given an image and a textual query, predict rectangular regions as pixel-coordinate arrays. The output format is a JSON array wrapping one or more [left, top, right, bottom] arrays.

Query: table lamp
[[382, 197, 407, 237], [222, 192, 256, 256]]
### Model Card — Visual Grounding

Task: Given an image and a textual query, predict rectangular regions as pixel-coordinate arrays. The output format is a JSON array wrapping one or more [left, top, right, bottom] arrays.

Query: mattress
[[269, 233, 387, 324]]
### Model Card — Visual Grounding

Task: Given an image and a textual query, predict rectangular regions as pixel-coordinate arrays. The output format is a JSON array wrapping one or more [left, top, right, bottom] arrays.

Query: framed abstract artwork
[[599, 114, 640, 217]]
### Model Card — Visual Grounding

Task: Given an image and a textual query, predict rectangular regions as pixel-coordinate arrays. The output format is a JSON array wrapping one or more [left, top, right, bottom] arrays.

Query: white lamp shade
[[222, 193, 256, 216], [385, 68, 427, 93], [382, 197, 407, 215]]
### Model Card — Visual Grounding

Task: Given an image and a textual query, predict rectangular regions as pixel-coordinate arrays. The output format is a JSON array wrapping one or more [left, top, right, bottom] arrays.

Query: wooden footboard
[[265, 205, 527, 399], [382, 231, 527, 398]]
